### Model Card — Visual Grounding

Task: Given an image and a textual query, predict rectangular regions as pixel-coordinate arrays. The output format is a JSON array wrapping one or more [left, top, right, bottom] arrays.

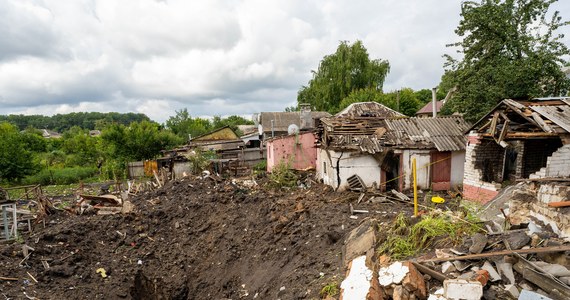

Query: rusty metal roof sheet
[[530, 105, 570, 133], [384, 116, 470, 151]]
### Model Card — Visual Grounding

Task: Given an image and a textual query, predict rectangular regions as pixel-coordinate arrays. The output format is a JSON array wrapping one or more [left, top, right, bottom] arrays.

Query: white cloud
[[0, 0, 568, 123]]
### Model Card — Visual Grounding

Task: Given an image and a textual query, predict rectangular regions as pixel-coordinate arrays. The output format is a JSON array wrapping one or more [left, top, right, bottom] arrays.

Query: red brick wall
[[463, 183, 499, 204]]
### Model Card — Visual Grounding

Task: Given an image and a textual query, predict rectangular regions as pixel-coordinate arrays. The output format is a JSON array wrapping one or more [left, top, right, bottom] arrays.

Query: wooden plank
[[531, 112, 554, 133], [490, 112, 499, 136], [548, 201, 570, 208], [477, 120, 491, 132], [513, 261, 570, 299], [497, 119, 509, 143], [417, 245, 570, 263], [412, 262, 448, 282]]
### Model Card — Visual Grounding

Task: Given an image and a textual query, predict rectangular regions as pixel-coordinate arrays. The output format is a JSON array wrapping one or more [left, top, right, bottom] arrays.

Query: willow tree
[[298, 40, 390, 112], [442, 0, 570, 122]]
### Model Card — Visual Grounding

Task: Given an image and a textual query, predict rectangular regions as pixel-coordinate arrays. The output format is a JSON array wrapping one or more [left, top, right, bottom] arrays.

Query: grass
[[22, 166, 99, 186], [378, 207, 484, 260], [319, 281, 339, 298]]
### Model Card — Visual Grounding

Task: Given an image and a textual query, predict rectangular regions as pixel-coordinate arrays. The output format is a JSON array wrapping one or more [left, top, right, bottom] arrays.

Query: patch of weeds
[[378, 209, 483, 259], [268, 160, 298, 188], [320, 281, 339, 298], [185, 149, 216, 174]]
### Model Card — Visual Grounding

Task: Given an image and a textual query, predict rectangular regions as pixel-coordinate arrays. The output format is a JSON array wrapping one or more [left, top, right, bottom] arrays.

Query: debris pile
[[0, 174, 414, 299]]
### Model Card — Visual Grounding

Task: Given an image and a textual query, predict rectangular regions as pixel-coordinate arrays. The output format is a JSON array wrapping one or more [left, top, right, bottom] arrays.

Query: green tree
[[101, 121, 181, 161], [298, 40, 390, 112], [212, 115, 254, 135], [165, 108, 212, 140], [442, 0, 570, 122], [0, 122, 38, 182], [61, 126, 101, 167]]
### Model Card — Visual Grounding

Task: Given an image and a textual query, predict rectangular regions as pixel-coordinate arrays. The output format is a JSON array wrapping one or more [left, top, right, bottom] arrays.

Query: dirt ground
[[0, 175, 410, 300]]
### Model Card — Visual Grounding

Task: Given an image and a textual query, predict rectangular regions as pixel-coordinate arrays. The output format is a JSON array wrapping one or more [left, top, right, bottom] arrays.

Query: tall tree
[[442, 0, 570, 122], [298, 40, 390, 112]]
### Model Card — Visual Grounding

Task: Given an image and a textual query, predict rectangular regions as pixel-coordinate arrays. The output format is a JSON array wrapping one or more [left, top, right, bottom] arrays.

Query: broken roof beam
[[503, 99, 541, 127], [489, 112, 500, 136], [531, 112, 555, 133]]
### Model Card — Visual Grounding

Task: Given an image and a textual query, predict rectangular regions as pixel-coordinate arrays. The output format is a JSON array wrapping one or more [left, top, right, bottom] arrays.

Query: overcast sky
[[1, 0, 569, 123]]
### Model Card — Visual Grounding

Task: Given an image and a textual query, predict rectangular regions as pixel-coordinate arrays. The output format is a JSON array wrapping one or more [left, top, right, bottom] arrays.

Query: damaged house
[[258, 105, 331, 140], [463, 97, 570, 203], [316, 102, 470, 191]]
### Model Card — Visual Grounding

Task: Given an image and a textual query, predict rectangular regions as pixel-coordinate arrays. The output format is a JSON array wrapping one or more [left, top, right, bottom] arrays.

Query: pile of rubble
[[338, 185, 570, 300]]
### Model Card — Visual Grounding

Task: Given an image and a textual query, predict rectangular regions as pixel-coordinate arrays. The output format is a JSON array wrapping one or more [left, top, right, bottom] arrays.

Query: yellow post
[[412, 157, 418, 217]]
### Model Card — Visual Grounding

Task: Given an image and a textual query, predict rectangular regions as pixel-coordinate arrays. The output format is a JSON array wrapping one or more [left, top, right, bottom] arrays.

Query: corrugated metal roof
[[531, 105, 570, 133], [384, 116, 470, 151], [260, 111, 331, 132]]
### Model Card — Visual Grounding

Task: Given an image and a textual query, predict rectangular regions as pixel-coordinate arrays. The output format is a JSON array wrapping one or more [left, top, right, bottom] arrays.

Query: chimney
[[431, 88, 437, 118], [299, 103, 312, 129]]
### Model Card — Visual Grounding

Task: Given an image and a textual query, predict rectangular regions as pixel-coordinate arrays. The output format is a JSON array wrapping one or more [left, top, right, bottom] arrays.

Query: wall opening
[[523, 138, 562, 178]]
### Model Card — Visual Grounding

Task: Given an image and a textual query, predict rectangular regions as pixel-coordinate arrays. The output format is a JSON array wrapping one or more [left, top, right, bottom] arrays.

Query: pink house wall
[[267, 132, 317, 172]]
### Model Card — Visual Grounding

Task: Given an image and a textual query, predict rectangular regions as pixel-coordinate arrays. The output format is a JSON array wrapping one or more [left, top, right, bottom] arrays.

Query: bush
[[23, 167, 99, 185], [268, 160, 298, 188], [253, 160, 267, 172]]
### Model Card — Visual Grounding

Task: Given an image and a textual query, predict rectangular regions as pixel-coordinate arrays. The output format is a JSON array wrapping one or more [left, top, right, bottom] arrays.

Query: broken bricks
[[340, 259, 426, 300]]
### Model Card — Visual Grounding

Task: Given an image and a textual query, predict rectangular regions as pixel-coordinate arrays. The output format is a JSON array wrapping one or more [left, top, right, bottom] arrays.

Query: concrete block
[[482, 261, 501, 282], [443, 279, 483, 300], [505, 284, 520, 298]]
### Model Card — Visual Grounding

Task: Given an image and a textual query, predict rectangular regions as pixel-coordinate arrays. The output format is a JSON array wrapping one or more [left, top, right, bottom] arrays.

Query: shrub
[[23, 166, 99, 185], [268, 160, 298, 188]]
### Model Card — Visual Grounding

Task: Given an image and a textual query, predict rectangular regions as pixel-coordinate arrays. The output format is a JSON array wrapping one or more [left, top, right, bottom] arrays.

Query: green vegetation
[[442, 0, 570, 122], [185, 150, 217, 174], [378, 209, 483, 260], [0, 112, 150, 132], [268, 160, 298, 188], [22, 167, 99, 186], [320, 281, 339, 298], [0, 111, 253, 185], [297, 40, 390, 113], [0, 122, 39, 182], [296, 40, 446, 116], [166, 108, 254, 140]]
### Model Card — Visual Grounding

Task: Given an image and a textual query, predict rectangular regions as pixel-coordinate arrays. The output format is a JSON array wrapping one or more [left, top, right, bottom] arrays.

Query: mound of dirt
[[0, 176, 407, 299]]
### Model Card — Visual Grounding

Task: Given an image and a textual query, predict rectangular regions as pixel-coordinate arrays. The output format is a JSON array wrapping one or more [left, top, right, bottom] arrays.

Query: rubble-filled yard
[[1, 175, 570, 300], [0, 175, 410, 299]]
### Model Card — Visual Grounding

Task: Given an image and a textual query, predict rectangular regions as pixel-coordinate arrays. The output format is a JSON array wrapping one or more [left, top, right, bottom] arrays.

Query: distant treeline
[[0, 112, 151, 132]]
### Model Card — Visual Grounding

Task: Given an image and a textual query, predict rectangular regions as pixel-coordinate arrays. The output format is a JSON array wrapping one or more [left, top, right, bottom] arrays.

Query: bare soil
[[0, 176, 408, 300]]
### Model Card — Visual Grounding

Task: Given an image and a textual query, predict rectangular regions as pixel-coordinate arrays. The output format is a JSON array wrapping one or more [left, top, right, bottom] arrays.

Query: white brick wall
[[531, 145, 570, 179]]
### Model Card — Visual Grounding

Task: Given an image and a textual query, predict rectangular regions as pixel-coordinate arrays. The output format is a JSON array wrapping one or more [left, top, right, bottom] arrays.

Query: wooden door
[[431, 151, 451, 191]]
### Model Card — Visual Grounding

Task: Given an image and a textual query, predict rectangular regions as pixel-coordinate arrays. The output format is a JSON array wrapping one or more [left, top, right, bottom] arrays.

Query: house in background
[[415, 87, 456, 118], [258, 105, 331, 140], [463, 98, 570, 203], [266, 132, 317, 172], [188, 126, 245, 152], [416, 101, 444, 118], [237, 125, 261, 148], [40, 129, 62, 139]]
